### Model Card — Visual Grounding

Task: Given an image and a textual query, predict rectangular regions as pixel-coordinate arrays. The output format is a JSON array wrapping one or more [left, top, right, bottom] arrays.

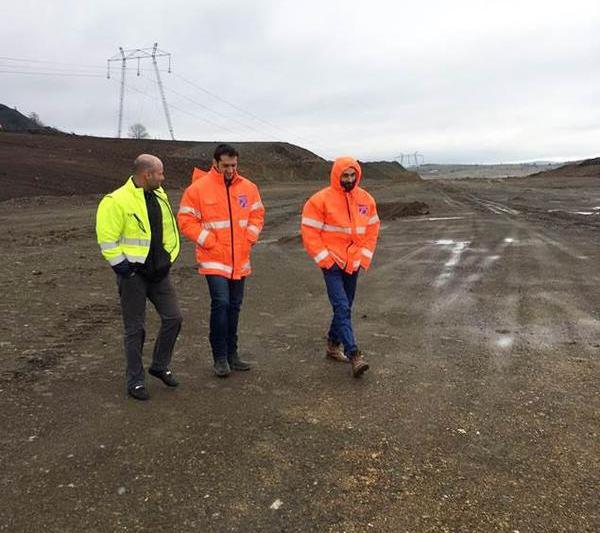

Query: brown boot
[[349, 350, 369, 377], [326, 340, 348, 362]]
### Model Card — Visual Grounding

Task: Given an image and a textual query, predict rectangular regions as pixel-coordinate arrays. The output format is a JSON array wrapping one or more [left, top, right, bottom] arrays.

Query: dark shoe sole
[[326, 352, 350, 363], [128, 390, 149, 401], [148, 369, 179, 387], [352, 363, 369, 378], [230, 364, 251, 371], [214, 365, 231, 377]]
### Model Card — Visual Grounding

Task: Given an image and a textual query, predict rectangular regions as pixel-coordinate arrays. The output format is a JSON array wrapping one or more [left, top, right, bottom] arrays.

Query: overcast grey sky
[[2, 0, 599, 163]]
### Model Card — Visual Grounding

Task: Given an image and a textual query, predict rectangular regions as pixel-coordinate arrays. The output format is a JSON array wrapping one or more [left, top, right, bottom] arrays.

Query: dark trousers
[[205, 275, 245, 363], [322, 264, 359, 355], [117, 273, 182, 390]]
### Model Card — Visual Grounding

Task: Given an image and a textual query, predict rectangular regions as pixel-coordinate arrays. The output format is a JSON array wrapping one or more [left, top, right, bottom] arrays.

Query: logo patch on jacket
[[238, 195, 248, 208], [358, 204, 368, 215]]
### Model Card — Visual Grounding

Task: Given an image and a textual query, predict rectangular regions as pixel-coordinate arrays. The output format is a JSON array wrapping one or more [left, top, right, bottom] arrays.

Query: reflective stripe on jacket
[[301, 157, 380, 273], [95, 177, 180, 267], [177, 166, 265, 279]]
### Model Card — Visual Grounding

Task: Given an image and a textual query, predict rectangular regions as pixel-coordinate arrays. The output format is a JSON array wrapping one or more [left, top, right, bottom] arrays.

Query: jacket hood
[[329, 156, 362, 192], [191, 167, 207, 183]]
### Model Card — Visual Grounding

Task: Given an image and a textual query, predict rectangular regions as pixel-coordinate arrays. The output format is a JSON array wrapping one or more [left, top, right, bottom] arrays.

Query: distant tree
[[128, 123, 150, 139], [28, 112, 44, 128]]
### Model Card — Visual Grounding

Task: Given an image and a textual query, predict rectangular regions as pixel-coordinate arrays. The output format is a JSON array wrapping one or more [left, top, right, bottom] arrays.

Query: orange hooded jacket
[[191, 167, 206, 183], [301, 157, 380, 273], [178, 166, 265, 279]]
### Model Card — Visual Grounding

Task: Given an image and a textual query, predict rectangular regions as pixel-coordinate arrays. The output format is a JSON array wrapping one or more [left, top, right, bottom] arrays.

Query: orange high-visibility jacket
[[191, 167, 206, 183], [301, 157, 380, 273], [178, 166, 265, 279]]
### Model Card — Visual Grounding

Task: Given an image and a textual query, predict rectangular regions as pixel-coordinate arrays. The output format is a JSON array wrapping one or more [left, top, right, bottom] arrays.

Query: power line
[[174, 73, 282, 130], [1, 53, 332, 155], [0, 63, 106, 76], [173, 72, 328, 151], [0, 62, 170, 76], [0, 69, 104, 78], [138, 73, 280, 140], [0, 56, 105, 69], [1, 54, 325, 147], [112, 78, 240, 136]]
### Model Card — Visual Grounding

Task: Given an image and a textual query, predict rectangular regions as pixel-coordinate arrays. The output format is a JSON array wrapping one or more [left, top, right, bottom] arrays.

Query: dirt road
[[0, 176, 598, 532]]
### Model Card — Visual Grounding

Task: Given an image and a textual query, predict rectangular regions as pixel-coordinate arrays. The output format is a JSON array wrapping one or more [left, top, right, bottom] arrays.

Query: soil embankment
[[0, 132, 419, 201], [527, 157, 600, 179]]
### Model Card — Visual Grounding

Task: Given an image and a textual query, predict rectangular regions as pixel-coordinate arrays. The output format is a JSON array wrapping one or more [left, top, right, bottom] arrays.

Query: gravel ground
[[0, 175, 598, 532]]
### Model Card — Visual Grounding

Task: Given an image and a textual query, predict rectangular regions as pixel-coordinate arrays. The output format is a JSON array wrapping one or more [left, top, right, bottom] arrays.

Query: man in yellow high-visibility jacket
[[96, 154, 182, 401]]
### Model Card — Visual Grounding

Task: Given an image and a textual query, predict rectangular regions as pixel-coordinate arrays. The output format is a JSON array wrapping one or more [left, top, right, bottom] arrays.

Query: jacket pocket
[[202, 200, 222, 219]]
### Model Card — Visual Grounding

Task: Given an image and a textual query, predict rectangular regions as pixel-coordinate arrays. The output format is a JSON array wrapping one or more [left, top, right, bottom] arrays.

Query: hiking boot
[[148, 368, 179, 387], [214, 358, 231, 378], [348, 350, 369, 378], [228, 352, 251, 371], [326, 339, 348, 363], [128, 384, 149, 401]]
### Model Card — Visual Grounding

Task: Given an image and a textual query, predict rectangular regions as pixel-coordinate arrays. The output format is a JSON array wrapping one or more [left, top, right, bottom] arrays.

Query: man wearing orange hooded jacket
[[301, 157, 380, 377], [178, 144, 265, 377]]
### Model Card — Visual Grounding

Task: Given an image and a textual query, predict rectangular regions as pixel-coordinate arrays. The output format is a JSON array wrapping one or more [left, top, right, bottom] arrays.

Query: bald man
[[96, 154, 182, 400]]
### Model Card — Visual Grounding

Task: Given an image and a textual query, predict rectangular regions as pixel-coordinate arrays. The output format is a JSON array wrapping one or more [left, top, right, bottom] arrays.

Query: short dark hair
[[213, 143, 239, 162]]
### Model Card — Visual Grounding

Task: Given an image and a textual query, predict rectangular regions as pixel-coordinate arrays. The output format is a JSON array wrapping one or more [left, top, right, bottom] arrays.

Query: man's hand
[[112, 259, 135, 278], [348, 243, 361, 258]]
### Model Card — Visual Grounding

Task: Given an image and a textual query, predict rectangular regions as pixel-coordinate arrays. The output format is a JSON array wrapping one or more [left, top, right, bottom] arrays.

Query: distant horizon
[[410, 158, 592, 167]]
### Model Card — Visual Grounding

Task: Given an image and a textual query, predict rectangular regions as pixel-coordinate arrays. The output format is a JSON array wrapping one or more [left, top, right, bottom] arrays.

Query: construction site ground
[[1, 174, 599, 532]]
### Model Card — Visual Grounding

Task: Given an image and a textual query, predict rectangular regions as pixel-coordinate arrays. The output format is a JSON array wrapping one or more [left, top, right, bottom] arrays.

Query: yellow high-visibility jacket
[[96, 177, 180, 267]]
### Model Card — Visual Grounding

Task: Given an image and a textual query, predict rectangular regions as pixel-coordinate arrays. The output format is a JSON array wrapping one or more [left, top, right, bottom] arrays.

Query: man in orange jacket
[[301, 156, 380, 377], [178, 144, 265, 377]]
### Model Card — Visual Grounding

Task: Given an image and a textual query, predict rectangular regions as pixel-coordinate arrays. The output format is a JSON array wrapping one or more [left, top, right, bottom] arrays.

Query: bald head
[[134, 154, 162, 174], [132, 154, 165, 191]]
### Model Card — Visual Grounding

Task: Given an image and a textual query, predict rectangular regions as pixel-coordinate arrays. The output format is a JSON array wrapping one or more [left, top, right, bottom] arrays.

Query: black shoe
[[229, 352, 251, 371], [148, 368, 179, 387], [214, 359, 231, 377], [128, 384, 149, 401]]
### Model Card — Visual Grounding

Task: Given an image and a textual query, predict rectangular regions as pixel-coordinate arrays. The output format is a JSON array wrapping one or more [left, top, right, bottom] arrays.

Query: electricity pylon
[[107, 43, 175, 140], [413, 151, 424, 167], [395, 152, 424, 167]]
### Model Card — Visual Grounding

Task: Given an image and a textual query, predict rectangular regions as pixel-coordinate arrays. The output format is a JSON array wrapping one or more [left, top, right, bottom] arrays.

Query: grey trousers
[[117, 273, 182, 390]]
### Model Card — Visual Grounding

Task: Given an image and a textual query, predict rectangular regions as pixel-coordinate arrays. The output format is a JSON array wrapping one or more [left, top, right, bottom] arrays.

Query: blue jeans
[[322, 264, 359, 355], [205, 275, 245, 363]]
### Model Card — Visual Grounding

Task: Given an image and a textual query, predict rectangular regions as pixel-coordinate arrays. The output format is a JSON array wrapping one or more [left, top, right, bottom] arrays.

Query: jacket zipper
[[226, 181, 235, 279], [344, 194, 352, 270], [156, 194, 180, 259], [132, 213, 147, 233]]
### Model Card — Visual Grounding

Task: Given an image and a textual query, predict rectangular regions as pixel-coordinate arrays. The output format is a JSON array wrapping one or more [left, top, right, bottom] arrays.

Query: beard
[[341, 180, 356, 192]]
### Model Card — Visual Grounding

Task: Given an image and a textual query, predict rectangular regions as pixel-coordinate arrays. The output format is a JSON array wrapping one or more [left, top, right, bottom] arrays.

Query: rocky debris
[[378, 200, 430, 219]]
